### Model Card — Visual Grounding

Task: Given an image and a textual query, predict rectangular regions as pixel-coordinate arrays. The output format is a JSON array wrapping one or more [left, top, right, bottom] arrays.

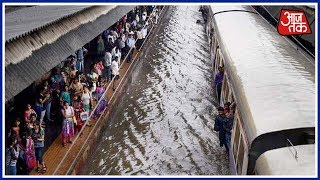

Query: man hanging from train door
[[214, 66, 224, 104], [223, 107, 234, 153], [214, 107, 229, 153]]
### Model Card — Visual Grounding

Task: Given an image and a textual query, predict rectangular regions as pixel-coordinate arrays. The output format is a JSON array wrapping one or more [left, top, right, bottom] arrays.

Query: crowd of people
[[6, 5, 162, 175]]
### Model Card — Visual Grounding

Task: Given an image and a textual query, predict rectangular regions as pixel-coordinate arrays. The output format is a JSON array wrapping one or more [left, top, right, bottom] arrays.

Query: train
[[205, 5, 316, 176]]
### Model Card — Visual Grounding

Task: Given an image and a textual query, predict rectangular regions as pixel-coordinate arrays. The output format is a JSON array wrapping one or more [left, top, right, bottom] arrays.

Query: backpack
[[24, 138, 36, 169]]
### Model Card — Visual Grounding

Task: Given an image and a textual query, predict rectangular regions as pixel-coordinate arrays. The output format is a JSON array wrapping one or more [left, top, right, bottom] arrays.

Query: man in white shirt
[[136, 28, 144, 51], [142, 12, 147, 22], [126, 32, 136, 62], [114, 49, 121, 67], [142, 24, 148, 42], [111, 58, 120, 91], [155, 8, 159, 24], [103, 50, 112, 82]]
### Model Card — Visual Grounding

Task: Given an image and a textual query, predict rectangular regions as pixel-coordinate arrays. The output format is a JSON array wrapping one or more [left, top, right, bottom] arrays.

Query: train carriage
[[206, 5, 316, 175]]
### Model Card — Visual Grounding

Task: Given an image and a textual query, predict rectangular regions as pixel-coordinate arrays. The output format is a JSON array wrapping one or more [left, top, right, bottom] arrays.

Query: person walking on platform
[[42, 82, 53, 123], [61, 101, 75, 147], [111, 58, 120, 91], [105, 37, 115, 52], [97, 36, 105, 58], [7, 136, 20, 175], [116, 36, 125, 59], [142, 11, 147, 22], [32, 121, 46, 173], [142, 23, 148, 43], [10, 119, 21, 143], [72, 96, 84, 136], [155, 8, 159, 24], [70, 78, 84, 98], [75, 47, 88, 72], [114, 49, 122, 67], [81, 86, 92, 113], [36, 88, 48, 128], [61, 85, 72, 106], [103, 50, 112, 82], [81, 86, 92, 127], [136, 27, 144, 51], [24, 104, 37, 124], [126, 31, 136, 62]]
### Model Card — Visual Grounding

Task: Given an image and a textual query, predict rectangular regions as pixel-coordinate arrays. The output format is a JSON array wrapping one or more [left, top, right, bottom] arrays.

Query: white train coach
[[205, 5, 316, 176]]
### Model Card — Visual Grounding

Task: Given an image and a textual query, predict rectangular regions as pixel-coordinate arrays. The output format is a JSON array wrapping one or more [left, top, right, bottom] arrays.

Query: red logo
[[277, 9, 312, 36]]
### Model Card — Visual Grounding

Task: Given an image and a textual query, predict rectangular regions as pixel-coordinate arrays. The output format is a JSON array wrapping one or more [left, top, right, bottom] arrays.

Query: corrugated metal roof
[[5, 5, 135, 102], [5, 5, 91, 41]]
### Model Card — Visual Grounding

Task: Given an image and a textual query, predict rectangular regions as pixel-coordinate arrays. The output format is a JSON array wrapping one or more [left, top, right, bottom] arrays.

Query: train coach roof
[[209, 5, 255, 15], [210, 6, 315, 143], [255, 144, 315, 176]]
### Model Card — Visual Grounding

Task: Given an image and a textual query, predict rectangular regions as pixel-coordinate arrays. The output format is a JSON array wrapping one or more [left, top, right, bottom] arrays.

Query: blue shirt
[[214, 115, 224, 132], [223, 115, 234, 134], [126, 37, 136, 48]]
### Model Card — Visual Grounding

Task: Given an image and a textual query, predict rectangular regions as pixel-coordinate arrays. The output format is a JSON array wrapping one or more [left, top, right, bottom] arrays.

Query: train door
[[210, 36, 217, 71], [221, 74, 229, 106], [211, 36, 219, 73], [214, 48, 222, 74], [231, 109, 249, 175]]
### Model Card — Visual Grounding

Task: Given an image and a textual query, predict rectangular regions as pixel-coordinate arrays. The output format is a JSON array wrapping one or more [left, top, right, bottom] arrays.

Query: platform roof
[[5, 5, 135, 102], [5, 5, 91, 42]]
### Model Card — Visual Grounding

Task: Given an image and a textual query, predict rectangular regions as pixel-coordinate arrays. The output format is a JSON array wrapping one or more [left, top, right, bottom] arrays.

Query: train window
[[231, 94, 235, 104], [211, 34, 216, 48], [214, 48, 221, 73], [222, 77, 229, 104], [227, 89, 233, 103], [219, 52, 225, 68], [232, 116, 241, 162], [213, 37, 217, 55], [237, 136, 245, 175], [225, 83, 229, 103]]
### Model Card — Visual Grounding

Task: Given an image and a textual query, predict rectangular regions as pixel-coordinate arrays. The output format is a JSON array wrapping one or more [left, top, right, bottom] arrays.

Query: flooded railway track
[[83, 6, 229, 175]]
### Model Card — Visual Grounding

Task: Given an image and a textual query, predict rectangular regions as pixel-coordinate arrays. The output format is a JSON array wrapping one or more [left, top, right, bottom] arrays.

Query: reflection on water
[[84, 6, 230, 175]]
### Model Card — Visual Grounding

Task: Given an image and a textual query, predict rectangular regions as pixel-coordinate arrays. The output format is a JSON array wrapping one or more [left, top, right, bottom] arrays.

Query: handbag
[[72, 116, 77, 125], [24, 138, 36, 169], [80, 111, 89, 121]]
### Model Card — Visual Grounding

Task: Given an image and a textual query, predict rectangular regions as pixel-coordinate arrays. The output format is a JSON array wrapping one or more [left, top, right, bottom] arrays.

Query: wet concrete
[[84, 6, 229, 175]]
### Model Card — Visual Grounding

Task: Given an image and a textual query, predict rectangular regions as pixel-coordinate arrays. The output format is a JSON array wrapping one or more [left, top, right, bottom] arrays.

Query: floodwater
[[84, 6, 229, 175]]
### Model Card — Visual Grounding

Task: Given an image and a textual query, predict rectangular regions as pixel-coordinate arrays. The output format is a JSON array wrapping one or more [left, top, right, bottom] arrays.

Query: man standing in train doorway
[[214, 107, 229, 153], [214, 66, 224, 103]]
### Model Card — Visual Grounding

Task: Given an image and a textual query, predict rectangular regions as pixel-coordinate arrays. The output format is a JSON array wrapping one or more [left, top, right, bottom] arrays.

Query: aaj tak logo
[[277, 9, 312, 36]]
